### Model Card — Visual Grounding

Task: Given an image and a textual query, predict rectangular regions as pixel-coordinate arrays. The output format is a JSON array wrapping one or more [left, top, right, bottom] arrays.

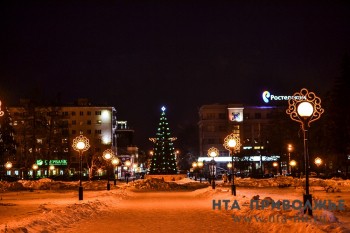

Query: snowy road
[[64, 191, 257, 233]]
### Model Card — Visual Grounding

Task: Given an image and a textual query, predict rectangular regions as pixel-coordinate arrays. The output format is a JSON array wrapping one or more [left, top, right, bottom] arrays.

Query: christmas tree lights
[[149, 106, 177, 174]]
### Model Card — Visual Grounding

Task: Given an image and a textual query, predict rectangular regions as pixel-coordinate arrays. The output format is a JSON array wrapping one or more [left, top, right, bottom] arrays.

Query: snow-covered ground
[[0, 177, 349, 233]]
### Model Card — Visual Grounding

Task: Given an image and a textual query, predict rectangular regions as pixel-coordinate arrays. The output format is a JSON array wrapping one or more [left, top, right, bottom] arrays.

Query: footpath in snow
[[0, 177, 349, 233]]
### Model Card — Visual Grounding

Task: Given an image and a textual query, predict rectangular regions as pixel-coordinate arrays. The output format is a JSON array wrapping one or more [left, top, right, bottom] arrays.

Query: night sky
[[1, 1, 350, 150]]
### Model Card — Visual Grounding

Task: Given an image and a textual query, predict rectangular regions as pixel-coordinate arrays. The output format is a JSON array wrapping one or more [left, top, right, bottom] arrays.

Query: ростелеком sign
[[262, 91, 305, 103]]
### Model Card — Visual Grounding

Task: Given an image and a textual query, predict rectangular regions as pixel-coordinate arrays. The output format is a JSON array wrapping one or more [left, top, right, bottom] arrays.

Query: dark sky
[[1, 1, 350, 150]]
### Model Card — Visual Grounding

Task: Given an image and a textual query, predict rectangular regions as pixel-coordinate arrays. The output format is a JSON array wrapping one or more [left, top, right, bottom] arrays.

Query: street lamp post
[[273, 162, 278, 175], [197, 161, 204, 183], [287, 144, 293, 174], [227, 162, 233, 183], [290, 160, 297, 176], [286, 88, 324, 215], [72, 135, 90, 201], [5, 161, 12, 174], [314, 157, 322, 177], [223, 133, 241, 196], [103, 149, 114, 191], [208, 147, 219, 189], [192, 162, 198, 181], [111, 157, 120, 185], [32, 164, 38, 179], [49, 165, 55, 176], [124, 160, 131, 184]]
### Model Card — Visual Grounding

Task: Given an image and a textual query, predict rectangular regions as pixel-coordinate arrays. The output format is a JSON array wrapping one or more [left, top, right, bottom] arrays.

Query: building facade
[[198, 104, 285, 176], [7, 99, 118, 178]]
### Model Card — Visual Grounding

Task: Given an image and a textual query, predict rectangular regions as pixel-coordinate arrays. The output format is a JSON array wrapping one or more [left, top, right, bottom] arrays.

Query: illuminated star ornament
[[161, 106, 166, 112], [0, 100, 4, 116]]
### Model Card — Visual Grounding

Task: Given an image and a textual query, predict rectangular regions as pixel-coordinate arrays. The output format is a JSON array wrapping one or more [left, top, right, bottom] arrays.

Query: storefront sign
[[36, 160, 68, 166]]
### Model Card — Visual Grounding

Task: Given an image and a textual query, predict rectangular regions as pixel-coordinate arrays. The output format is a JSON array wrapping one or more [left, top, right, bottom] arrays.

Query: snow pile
[[0, 189, 129, 233], [19, 178, 78, 190], [0, 181, 24, 192], [129, 178, 208, 191], [0, 179, 121, 192], [174, 177, 197, 184]]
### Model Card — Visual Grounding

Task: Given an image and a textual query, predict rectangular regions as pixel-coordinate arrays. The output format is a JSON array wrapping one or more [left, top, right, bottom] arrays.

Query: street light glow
[[32, 164, 38, 170], [289, 160, 297, 167], [76, 141, 86, 150], [112, 158, 119, 165], [314, 157, 322, 167], [125, 160, 131, 167], [297, 102, 314, 117], [228, 139, 237, 148], [103, 149, 114, 161], [5, 161, 12, 169]]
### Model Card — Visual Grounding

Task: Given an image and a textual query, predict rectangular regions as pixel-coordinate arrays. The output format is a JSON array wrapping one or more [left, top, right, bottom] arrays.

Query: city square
[[1, 1, 350, 233]]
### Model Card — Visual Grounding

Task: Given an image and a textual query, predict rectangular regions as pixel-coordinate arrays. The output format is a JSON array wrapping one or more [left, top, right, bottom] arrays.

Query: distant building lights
[[101, 110, 110, 122]]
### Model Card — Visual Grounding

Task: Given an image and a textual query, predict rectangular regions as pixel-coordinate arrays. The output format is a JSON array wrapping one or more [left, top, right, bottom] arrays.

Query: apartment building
[[7, 98, 117, 178]]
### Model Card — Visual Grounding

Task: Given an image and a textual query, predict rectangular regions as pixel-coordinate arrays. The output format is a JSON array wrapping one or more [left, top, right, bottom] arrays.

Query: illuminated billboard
[[262, 90, 305, 103], [228, 108, 243, 122]]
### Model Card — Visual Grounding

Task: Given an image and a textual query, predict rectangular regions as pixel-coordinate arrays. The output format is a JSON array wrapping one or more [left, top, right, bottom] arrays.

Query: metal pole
[[114, 165, 117, 185], [231, 150, 236, 196], [212, 172, 215, 189], [288, 152, 291, 174], [79, 151, 83, 200], [303, 125, 312, 215], [211, 160, 215, 189], [107, 164, 110, 190]]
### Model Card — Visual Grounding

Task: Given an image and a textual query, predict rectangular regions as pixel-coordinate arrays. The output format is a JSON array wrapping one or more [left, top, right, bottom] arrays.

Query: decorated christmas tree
[[149, 106, 178, 174]]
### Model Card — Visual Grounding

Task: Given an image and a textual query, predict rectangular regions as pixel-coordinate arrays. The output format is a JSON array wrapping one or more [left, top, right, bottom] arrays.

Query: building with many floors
[[6, 98, 121, 178], [198, 103, 285, 177]]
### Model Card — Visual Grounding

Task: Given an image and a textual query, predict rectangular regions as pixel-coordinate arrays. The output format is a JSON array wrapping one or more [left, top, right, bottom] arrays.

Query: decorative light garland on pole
[[286, 88, 324, 216], [223, 133, 241, 196], [72, 134, 90, 201]]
